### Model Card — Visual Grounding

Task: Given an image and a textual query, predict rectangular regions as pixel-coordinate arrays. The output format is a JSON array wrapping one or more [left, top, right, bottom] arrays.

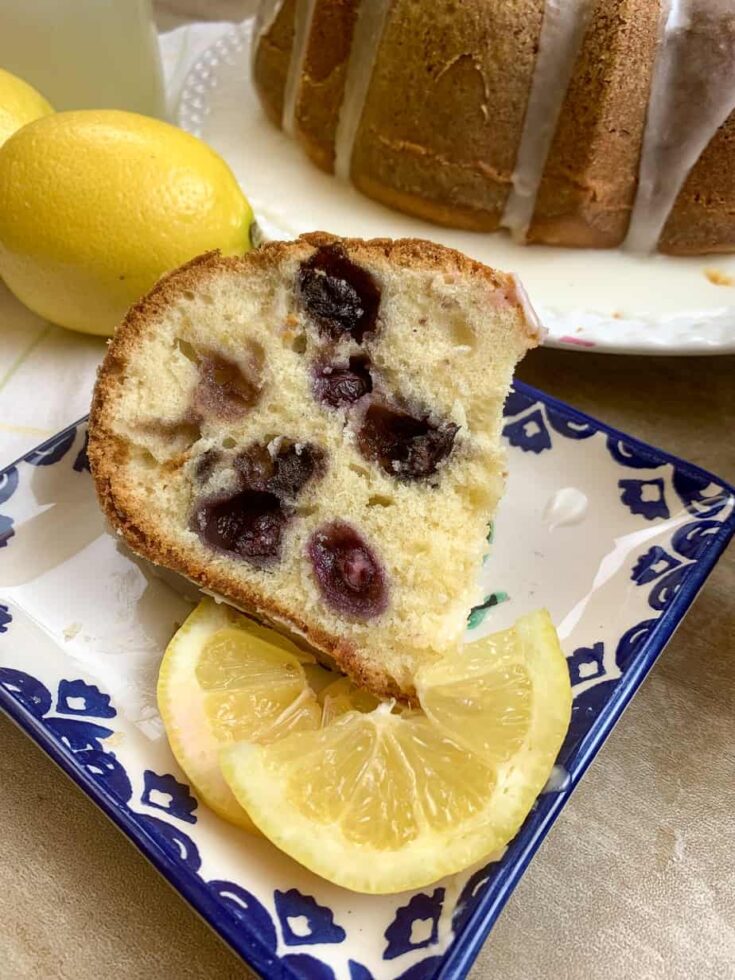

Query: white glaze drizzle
[[510, 272, 546, 342], [625, 0, 735, 252], [543, 764, 571, 793], [501, 0, 594, 241], [333, 0, 393, 181], [251, 0, 286, 76], [281, 0, 318, 136], [542, 487, 589, 529]]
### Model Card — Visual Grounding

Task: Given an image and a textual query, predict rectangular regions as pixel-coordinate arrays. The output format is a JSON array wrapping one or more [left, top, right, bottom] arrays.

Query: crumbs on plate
[[704, 268, 735, 287]]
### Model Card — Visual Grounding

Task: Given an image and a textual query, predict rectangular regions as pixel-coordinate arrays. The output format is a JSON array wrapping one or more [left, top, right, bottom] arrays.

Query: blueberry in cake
[[89, 233, 540, 697]]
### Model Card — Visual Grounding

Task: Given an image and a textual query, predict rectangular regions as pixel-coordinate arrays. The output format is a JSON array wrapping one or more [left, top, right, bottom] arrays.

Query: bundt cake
[[88, 233, 540, 698], [252, 0, 735, 255]]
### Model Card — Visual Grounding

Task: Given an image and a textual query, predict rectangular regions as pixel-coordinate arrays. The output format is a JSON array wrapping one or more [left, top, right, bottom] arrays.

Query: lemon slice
[[319, 677, 380, 726], [220, 609, 571, 893], [416, 609, 571, 769], [157, 599, 321, 830]]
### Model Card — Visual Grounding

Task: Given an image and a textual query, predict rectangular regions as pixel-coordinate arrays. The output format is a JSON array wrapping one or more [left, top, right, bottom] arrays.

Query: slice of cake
[[89, 233, 540, 697]]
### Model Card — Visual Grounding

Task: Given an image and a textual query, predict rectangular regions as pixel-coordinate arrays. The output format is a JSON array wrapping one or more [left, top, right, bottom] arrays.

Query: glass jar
[[0, 0, 165, 117]]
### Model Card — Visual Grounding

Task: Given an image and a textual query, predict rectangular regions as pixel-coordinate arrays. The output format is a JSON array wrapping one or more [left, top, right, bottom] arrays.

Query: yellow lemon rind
[[157, 599, 256, 830]]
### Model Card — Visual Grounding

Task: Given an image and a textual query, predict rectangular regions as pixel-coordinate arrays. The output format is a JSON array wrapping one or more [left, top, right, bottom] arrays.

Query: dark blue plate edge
[[435, 381, 735, 980], [435, 516, 734, 980], [0, 386, 733, 980]]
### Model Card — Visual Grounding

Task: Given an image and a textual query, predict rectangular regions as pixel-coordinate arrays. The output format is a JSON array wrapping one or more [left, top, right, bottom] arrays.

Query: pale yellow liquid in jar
[[0, 0, 165, 117]]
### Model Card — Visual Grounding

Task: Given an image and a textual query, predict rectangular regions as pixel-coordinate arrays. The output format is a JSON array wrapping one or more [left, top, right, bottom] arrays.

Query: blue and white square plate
[[1, 381, 733, 980]]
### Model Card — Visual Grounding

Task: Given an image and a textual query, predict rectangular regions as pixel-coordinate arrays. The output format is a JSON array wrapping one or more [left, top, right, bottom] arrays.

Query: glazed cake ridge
[[253, 0, 735, 255], [89, 234, 539, 699]]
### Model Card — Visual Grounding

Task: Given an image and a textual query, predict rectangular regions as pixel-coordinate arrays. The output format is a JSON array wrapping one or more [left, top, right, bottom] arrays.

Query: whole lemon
[[0, 68, 53, 147], [0, 110, 253, 335]]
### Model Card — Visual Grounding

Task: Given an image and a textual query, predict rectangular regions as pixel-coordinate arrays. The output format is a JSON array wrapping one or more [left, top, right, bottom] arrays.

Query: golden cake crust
[[659, 109, 735, 255], [349, 0, 544, 230], [252, 0, 297, 128], [528, 0, 661, 249], [294, 0, 360, 172]]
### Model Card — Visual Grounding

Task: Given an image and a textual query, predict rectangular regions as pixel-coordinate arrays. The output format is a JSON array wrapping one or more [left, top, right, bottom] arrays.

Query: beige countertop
[[1, 2, 734, 977]]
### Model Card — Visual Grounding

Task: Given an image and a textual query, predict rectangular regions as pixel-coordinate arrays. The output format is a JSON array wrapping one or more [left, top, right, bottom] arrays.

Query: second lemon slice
[[220, 609, 572, 893], [157, 599, 321, 830]]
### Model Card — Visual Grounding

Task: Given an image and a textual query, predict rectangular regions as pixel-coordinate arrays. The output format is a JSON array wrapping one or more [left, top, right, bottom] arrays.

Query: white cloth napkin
[[0, 21, 233, 466]]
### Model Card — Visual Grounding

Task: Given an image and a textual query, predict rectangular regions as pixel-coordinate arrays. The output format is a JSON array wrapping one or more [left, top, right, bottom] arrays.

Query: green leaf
[[467, 590, 509, 629]]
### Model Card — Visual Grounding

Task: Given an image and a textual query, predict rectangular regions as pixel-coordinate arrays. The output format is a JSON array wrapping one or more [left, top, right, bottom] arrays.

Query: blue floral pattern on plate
[[1, 382, 733, 980]]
